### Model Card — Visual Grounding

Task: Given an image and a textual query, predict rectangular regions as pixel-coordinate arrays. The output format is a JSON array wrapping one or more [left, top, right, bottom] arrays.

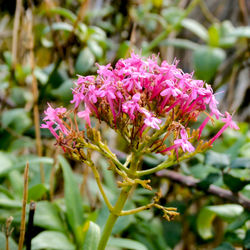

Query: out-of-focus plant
[[0, 0, 249, 249], [41, 53, 239, 249]]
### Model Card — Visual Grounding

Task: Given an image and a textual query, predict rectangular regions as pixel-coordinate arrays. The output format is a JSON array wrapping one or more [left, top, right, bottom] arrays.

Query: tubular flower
[[41, 53, 239, 158]]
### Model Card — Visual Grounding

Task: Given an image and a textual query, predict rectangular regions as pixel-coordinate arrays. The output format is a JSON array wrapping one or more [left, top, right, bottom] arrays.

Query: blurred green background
[[0, 0, 249, 249]]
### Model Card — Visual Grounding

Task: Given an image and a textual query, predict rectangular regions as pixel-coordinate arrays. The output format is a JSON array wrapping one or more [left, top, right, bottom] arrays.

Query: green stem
[[97, 187, 131, 250], [142, 0, 200, 54], [136, 150, 199, 177], [136, 159, 176, 177]]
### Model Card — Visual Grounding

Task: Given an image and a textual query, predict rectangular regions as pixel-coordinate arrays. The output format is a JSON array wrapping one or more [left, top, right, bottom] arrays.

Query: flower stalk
[[41, 53, 239, 249]]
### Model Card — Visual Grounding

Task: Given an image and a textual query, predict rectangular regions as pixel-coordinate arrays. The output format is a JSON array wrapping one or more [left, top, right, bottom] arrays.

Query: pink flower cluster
[[41, 53, 239, 155]]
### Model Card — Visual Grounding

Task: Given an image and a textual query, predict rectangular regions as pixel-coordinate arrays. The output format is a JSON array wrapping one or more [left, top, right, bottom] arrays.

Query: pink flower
[[140, 108, 162, 130], [43, 53, 239, 157], [144, 116, 162, 130], [198, 116, 210, 140], [159, 129, 195, 154], [41, 121, 59, 139], [209, 112, 239, 145], [42, 104, 69, 136], [174, 129, 195, 152], [86, 85, 99, 104], [122, 93, 141, 120], [71, 87, 85, 108], [96, 63, 113, 78], [209, 95, 223, 119], [78, 107, 91, 127], [44, 104, 66, 122]]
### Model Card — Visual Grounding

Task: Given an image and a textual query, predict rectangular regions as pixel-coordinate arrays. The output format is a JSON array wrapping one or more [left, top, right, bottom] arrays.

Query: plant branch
[[143, 0, 200, 53], [82, 141, 130, 173], [157, 169, 250, 210], [12, 0, 22, 69], [199, 0, 219, 23], [18, 162, 29, 250], [65, 0, 89, 47], [4, 216, 14, 250], [86, 161, 114, 213], [97, 186, 132, 250], [120, 203, 154, 216], [136, 159, 176, 177], [26, 8, 45, 183]]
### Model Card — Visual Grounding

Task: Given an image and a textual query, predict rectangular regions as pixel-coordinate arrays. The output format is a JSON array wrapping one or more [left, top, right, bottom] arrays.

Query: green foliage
[[34, 201, 65, 232], [82, 221, 100, 250], [108, 237, 148, 250], [197, 204, 243, 240], [193, 47, 226, 83], [75, 48, 95, 74], [0, 1, 249, 249], [31, 231, 75, 250], [1, 108, 32, 134], [59, 155, 84, 246], [0, 232, 18, 250]]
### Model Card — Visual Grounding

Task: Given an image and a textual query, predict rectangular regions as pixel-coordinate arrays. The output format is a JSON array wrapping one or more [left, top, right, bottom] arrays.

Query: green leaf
[[0, 186, 14, 199], [108, 237, 148, 250], [8, 170, 23, 199], [181, 18, 208, 41], [161, 7, 184, 25], [0, 151, 12, 175], [59, 156, 84, 244], [48, 7, 77, 23], [162, 221, 182, 248], [231, 157, 250, 169], [77, 23, 88, 41], [197, 204, 243, 240], [51, 79, 74, 103], [43, 22, 73, 34], [208, 24, 220, 47], [28, 184, 48, 201], [207, 204, 243, 220], [88, 26, 106, 42], [1, 108, 32, 134], [34, 68, 48, 85], [31, 231, 75, 250], [197, 207, 217, 240], [0, 196, 21, 208], [82, 221, 100, 250], [219, 21, 237, 48], [10, 87, 30, 106], [0, 232, 18, 250], [34, 201, 65, 232], [240, 142, 250, 158], [205, 151, 230, 169], [193, 46, 226, 83], [161, 38, 200, 50], [241, 185, 250, 199], [213, 242, 235, 250], [116, 41, 130, 59], [41, 22, 74, 48], [197, 173, 220, 190], [223, 173, 249, 193], [244, 230, 250, 249], [3, 51, 12, 67], [0, 157, 53, 177], [227, 211, 250, 231], [231, 26, 250, 38], [87, 40, 103, 59], [75, 48, 95, 75]]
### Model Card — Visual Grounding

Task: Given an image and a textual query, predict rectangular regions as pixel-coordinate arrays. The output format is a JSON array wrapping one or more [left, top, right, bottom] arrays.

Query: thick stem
[[97, 187, 131, 250]]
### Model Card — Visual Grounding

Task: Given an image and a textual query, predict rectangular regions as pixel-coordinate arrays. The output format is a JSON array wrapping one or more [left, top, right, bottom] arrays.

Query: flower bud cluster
[[41, 53, 239, 157]]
